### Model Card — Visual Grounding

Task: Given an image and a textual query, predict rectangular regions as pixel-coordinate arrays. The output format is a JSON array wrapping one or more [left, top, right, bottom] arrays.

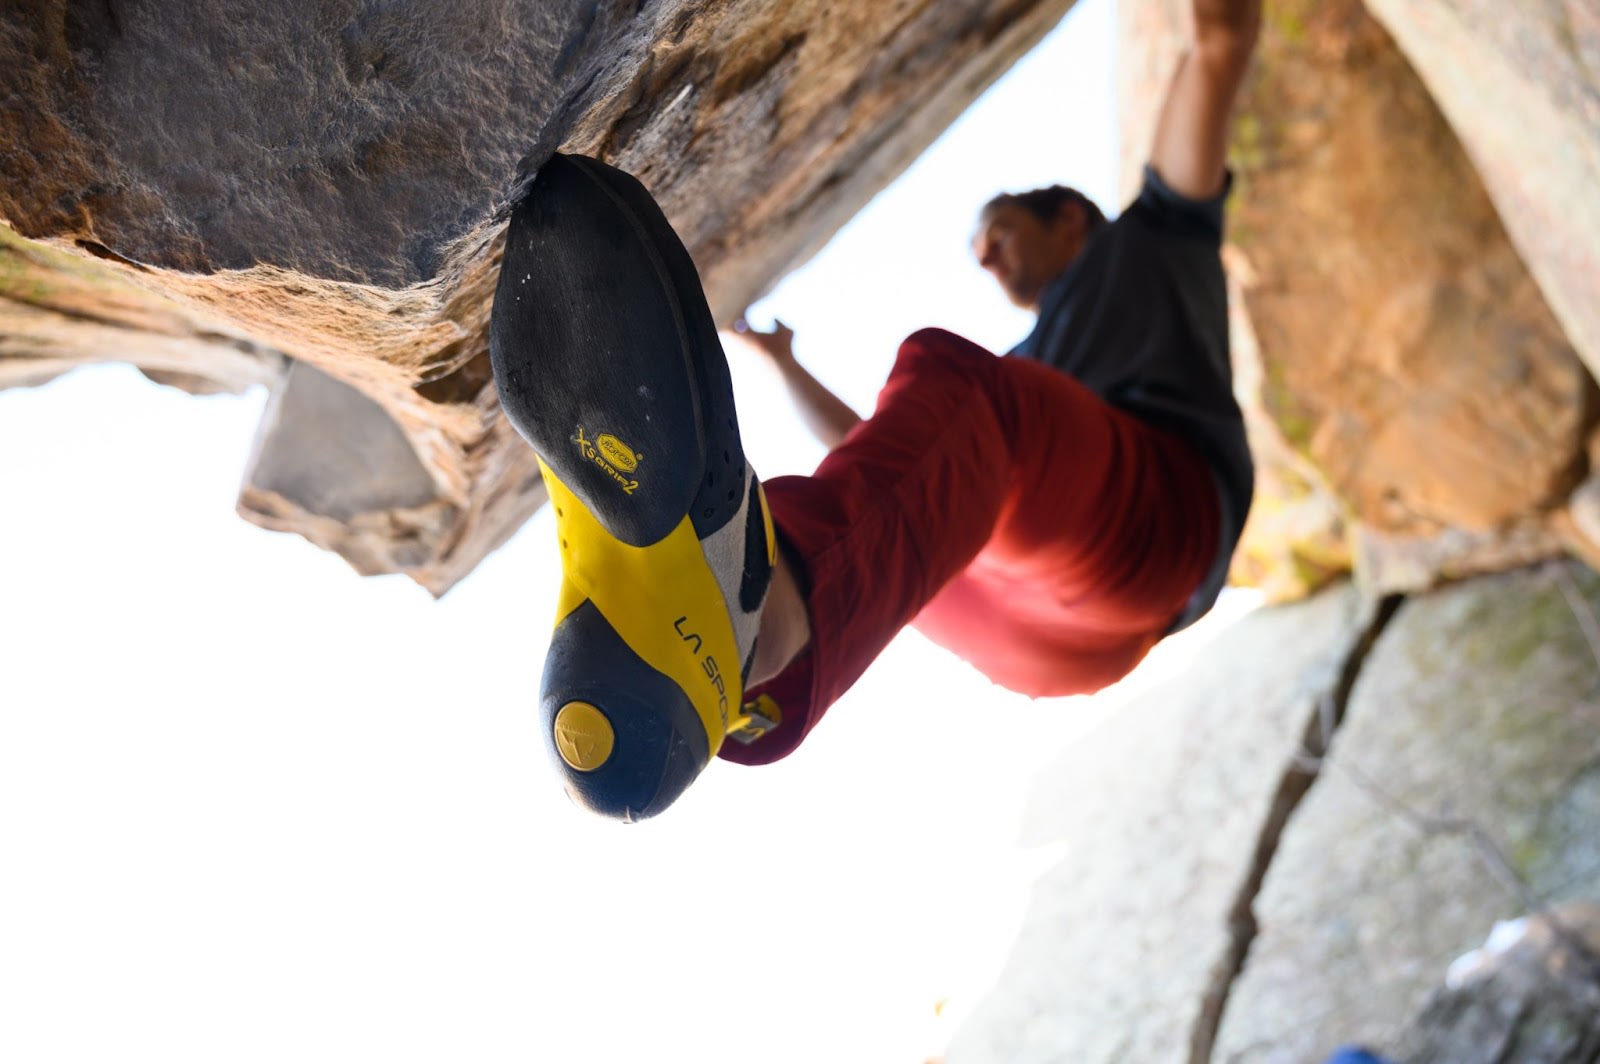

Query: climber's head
[[972, 186, 1106, 311]]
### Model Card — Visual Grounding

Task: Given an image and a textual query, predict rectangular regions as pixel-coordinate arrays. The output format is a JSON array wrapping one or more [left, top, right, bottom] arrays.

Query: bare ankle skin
[[748, 551, 811, 689]]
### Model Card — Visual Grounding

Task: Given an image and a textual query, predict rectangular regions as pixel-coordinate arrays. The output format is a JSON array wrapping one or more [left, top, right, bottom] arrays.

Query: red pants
[[719, 328, 1219, 766]]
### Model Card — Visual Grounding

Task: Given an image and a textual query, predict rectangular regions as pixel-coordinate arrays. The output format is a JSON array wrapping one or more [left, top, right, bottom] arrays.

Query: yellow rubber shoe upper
[[543, 460, 743, 756]]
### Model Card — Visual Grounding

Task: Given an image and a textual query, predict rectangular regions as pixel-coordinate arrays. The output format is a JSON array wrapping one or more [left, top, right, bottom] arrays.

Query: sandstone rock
[[0, 0, 1077, 589], [1549, 426, 1600, 578], [1227, 0, 1592, 538], [1223, 264, 1350, 604], [0, 219, 519, 587], [1361, 0, 1600, 383], [0, 223, 284, 394], [1213, 562, 1600, 1062], [238, 359, 522, 587], [944, 584, 1376, 1064], [1118, 0, 1593, 603]]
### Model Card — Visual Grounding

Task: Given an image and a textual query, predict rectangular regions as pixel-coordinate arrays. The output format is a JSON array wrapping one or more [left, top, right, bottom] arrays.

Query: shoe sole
[[489, 154, 769, 820]]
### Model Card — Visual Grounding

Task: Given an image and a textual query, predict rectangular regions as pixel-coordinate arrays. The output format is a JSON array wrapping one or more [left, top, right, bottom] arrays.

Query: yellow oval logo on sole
[[596, 433, 640, 473]]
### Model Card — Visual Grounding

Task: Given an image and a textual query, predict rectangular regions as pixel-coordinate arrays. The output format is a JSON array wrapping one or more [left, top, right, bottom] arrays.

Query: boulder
[[1352, 520, 1570, 598], [1361, 0, 1600, 383], [1227, 0, 1591, 540], [0, 223, 284, 393], [1213, 562, 1600, 1061], [0, 0, 1077, 590]]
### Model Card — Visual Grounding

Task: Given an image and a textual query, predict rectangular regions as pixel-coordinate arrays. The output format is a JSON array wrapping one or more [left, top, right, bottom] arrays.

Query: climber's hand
[[726, 317, 797, 369]]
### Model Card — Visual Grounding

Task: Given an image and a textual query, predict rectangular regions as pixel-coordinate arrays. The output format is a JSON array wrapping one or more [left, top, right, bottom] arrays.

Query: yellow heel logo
[[553, 701, 616, 772], [572, 426, 641, 495]]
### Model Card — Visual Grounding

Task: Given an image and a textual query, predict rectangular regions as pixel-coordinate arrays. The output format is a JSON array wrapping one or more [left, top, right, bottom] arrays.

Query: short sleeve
[[1131, 164, 1233, 241]]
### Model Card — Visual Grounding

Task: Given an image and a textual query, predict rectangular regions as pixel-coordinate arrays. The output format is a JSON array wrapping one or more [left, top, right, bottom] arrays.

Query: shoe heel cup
[[541, 600, 710, 821]]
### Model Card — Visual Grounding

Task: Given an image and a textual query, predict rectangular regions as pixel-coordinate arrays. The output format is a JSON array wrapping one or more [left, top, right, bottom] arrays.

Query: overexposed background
[[0, 0, 1250, 1059]]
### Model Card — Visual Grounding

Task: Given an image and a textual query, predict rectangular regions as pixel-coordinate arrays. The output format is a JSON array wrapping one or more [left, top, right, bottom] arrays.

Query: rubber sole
[[489, 154, 762, 820], [492, 154, 748, 544]]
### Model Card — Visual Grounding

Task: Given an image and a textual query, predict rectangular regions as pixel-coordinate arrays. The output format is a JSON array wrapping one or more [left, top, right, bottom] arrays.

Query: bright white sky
[[0, 1, 1253, 1060]]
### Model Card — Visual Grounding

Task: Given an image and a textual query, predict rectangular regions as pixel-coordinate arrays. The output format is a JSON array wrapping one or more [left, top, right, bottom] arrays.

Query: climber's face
[[972, 201, 1089, 311]]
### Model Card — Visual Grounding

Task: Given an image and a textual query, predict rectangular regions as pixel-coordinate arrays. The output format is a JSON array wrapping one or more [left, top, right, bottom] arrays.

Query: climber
[[487, 0, 1261, 819]]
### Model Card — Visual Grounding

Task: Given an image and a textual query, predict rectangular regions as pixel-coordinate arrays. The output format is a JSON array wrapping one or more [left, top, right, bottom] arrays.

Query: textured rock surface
[[1222, 266, 1350, 603], [1351, 520, 1571, 598], [239, 360, 506, 578], [0, 0, 1076, 589], [945, 584, 1375, 1064], [1, 218, 530, 592], [1226, 0, 1592, 538], [1393, 904, 1600, 1064], [1119, 0, 1594, 600], [1213, 563, 1600, 1062], [1362, 0, 1600, 383], [0, 224, 284, 393]]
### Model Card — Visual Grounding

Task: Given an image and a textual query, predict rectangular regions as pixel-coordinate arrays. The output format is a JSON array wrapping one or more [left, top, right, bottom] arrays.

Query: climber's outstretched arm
[[1147, 0, 1262, 201], [724, 318, 862, 451]]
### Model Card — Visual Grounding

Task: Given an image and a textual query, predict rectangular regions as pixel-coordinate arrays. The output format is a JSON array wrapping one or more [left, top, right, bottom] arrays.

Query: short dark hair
[[983, 185, 1107, 231]]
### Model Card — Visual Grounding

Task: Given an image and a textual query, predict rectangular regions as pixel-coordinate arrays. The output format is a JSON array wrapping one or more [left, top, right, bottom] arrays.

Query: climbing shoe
[[489, 153, 777, 821]]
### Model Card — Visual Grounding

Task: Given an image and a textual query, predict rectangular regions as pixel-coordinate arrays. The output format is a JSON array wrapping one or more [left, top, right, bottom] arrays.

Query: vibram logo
[[572, 426, 641, 495], [597, 433, 639, 472]]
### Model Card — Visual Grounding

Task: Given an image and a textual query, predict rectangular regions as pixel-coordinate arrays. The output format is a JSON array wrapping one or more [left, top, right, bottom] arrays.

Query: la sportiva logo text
[[674, 615, 730, 729]]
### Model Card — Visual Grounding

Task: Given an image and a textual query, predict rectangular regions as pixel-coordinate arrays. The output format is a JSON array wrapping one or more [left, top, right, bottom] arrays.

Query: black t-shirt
[[1009, 166, 1253, 630]]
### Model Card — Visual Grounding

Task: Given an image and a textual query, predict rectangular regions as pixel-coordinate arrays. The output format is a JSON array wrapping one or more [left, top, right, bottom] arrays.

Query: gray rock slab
[[1214, 562, 1600, 1063], [946, 583, 1375, 1064]]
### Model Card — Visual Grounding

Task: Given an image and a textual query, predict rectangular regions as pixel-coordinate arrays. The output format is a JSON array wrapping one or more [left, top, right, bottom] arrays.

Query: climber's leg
[[719, 328, 1219, 766]]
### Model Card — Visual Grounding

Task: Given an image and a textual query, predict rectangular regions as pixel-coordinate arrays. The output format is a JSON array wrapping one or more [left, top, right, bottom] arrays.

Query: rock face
[[1361, 0, 1600, 384], [1214, 563, 1600, 1061], [1219, 267, 1351, 604], [1229, 0, 1589, 537], [945, 562, 1600, 1064], [944, 584, 1380, 1063], [1119, 0, 1596, 600], [0, 0, 1077, 590]]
